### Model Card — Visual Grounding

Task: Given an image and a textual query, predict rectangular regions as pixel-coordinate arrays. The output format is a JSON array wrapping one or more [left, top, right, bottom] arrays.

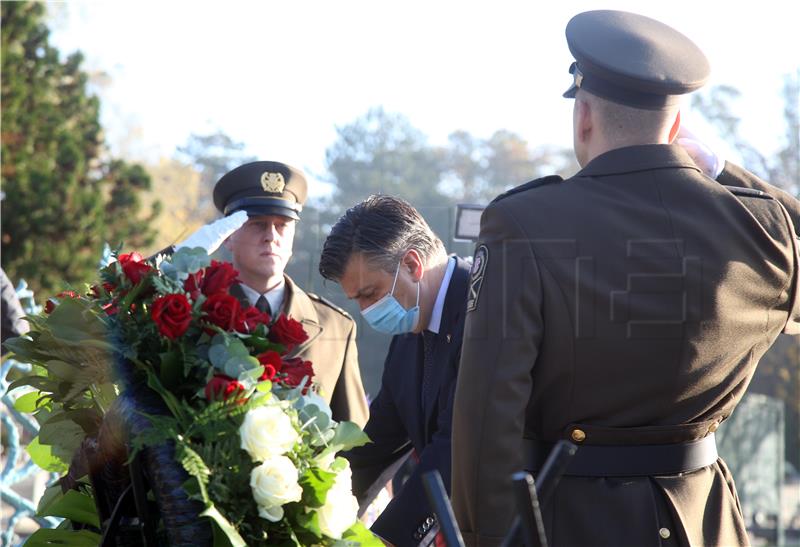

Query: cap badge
[[260, 172, 286, 194]]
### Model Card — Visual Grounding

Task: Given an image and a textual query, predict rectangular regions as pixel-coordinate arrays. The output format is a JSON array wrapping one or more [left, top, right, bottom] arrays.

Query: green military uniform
[[230, 276, 368, 427], [451, 10, 800, 547], [215, 160, 369, 428]]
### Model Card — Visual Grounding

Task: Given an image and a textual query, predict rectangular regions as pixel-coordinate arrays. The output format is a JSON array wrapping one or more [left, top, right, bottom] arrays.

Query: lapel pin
[[446, 334, 452, 343]]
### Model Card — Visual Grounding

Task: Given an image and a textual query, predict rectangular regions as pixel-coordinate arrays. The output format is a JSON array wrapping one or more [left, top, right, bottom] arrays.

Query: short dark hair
[[319, 195, 445, 281]]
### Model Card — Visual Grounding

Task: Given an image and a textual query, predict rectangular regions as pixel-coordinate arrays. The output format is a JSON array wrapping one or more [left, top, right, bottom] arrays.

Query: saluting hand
[[675, 125, 725, 179]]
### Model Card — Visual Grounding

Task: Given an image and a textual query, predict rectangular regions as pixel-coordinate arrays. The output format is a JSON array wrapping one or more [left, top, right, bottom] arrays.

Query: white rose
[[250, 455, 304, 522], [317, 461, 360, 539], [240, 404, 298, 461]]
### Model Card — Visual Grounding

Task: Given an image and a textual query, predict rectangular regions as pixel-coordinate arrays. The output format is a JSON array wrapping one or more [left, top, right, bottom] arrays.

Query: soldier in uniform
[[214, 161, 369, 427], [451, 9, 800, 547]]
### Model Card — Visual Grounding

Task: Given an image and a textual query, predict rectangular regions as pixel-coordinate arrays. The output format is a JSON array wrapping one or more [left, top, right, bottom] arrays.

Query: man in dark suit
[[451, 9, 799, 547], [319, 195, 470, 547], [214, 161, 369, 427]]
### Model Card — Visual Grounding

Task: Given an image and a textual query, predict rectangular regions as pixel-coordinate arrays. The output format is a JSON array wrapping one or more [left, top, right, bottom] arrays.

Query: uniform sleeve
[[451, 200, 544, 546], [329, 319, 370, 428], [717, 161, 800, 235]]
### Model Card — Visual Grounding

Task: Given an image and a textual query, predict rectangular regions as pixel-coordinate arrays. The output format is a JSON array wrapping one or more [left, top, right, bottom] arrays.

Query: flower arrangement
[[5, 247, 380, 546]]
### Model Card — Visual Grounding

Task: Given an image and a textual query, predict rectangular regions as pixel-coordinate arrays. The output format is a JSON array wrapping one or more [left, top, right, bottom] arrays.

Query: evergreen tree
[[1, 2, 158, 296]]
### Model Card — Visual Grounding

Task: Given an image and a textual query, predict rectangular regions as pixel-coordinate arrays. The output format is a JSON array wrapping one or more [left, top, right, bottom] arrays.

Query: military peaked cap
[[213, 161, 308, 220], [563, 10, 710, 110]]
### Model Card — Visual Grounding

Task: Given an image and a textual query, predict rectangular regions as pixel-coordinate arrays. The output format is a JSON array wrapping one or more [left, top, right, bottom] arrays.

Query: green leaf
[[200, 504, 247, 547], [222, 354, 261, 380], [12, 390, 41, 413], [143, 367, 190, 425], [24, 528, 102, 546], [294, 509, 324, 540], [161, 247, 211, 281], [38, 412, 86, 461], [43, 298, 109, 344], [26, 436, 68, 473], [37, 489, 100, 527], [329, 421, 370, 453], [340, 520, 384, 546], [298, 466, 337, 508], [159, 349, 184, 389]]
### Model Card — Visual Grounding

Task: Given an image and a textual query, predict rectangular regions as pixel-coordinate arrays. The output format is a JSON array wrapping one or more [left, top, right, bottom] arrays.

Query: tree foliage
[[176, 131, 257, 220], [0, 2, 158, 295]]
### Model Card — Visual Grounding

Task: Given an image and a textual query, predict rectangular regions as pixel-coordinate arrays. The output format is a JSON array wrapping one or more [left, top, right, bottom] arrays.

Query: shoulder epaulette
[[307, 292, 352, 319], [724, 185, 772, 200], [491, 175, 564, 204]]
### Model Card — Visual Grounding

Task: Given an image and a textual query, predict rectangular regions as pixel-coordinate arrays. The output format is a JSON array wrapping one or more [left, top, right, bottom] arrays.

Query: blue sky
[[49, 1, 800, 196]]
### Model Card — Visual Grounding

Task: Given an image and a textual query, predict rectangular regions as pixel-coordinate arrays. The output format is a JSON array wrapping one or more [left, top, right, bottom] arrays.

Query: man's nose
[[262, 224, 277, 242]]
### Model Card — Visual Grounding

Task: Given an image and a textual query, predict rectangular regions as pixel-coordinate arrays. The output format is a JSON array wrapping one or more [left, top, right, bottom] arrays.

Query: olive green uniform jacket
[[230, 276, 369, 428], [451, 145, 800, 546]]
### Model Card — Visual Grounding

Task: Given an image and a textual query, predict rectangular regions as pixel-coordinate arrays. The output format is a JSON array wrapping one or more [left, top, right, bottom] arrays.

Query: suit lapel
[[422, 257, 471, 433], [229, 282, 250, 309], [282, 276, 323, 357]]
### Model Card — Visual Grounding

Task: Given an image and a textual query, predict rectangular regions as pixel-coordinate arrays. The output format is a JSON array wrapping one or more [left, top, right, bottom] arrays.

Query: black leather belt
[[524, 434, 718, 477]]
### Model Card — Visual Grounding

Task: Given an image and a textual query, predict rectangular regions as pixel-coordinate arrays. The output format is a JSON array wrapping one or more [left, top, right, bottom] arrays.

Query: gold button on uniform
[[659, 527, 671, 539], [708, 422, 719, 433], [571, 428, 586, 443]]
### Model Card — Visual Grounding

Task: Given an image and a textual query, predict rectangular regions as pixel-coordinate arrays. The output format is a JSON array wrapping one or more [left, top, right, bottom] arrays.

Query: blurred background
[[1, 1, 798, 545]]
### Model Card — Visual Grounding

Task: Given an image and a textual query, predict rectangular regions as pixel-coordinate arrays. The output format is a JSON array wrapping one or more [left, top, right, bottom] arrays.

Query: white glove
[[676, 125, 725, 179], [174, 211, 248, 254]]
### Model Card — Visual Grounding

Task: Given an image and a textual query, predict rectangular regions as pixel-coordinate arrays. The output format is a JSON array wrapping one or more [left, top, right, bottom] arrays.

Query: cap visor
[[563, 84, 578, 98]]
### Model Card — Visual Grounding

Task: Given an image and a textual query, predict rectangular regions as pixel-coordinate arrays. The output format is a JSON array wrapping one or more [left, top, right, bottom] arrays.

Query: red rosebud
[[151, 293, 192, 339], [200, 260, 239, 296], [44, 290, 80, 314], [269, 314, 309, 353], [183, 270, 204, 301], [204, 374, 246, 402], [118, 252, 154, 286], [202, 293, 242, 331], [257, 350, 283, 381], [236, 307, 271, 333], [280, 357, 315, 393]]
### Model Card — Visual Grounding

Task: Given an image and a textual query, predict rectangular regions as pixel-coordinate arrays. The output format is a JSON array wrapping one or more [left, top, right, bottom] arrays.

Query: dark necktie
[[421, 331, 436, 413], [255, 295, 271, 316]]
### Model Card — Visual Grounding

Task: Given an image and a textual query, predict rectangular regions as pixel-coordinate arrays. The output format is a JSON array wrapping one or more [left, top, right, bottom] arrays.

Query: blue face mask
[[361, 260, 420, 335]]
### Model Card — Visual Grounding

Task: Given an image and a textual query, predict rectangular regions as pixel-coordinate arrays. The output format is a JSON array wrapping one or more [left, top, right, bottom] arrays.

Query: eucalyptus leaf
[[208, 344, 229, 368]]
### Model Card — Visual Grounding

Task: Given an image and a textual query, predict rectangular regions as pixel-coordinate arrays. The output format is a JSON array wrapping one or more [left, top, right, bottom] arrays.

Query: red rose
[[201, 260, 239, 296], [257, 350, 284, 381], [183, 271, 204, 301], [119, 252, 153, 285], [151, 293, 192, 339], [269, 314, 309, 353], [202, 293, 242, 331], [44, 290, 79, 314], [204, 374, 246, 402], [236, 307, 271, 333], [280, 357, 315, 393]]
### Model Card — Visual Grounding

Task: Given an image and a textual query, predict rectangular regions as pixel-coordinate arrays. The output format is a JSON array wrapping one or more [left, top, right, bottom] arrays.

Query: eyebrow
[[353, 285, 375, 299]]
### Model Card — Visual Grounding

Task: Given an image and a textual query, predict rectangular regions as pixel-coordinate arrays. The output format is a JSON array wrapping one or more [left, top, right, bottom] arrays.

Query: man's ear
[[577, 96, 593, 144], [668, 110, 681, 143], [403, 249, 425, 281]]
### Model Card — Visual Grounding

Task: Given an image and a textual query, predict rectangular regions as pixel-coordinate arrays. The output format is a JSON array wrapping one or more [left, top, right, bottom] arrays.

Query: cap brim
[[240, 206, 301, 220], [563, 83, 578, 98]]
